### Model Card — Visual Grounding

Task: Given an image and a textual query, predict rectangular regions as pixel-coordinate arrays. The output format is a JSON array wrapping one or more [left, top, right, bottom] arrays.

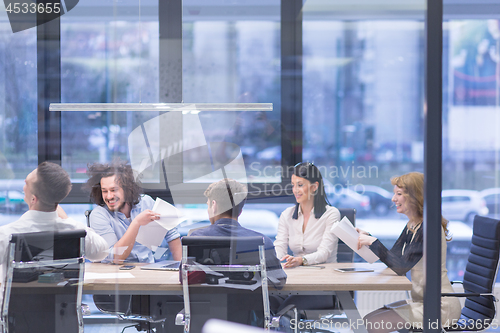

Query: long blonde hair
[[391, 172, 450, 239]]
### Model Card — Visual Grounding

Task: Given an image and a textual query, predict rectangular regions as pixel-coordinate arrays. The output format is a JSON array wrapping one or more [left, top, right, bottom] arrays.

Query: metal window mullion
[[37, 10, 61, 164], [423, 0, 443, 332], [159, 0, 183, 204], [281, 0, 303, 171]]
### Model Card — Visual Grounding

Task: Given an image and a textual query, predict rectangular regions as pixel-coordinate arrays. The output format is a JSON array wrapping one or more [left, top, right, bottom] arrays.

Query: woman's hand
[[357, 234, 377, 250], [355, 227, 370, 236], [281, 255, 303, 268]]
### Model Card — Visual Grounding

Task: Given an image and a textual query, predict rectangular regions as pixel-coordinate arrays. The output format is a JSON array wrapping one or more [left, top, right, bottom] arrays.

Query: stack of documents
[[331, 216, 379, 264], [135, 198, 186, 250]]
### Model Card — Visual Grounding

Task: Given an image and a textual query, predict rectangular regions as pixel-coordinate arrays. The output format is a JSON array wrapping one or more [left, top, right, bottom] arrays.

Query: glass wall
[[183, 17, 283, 183], [442, 18, 500, 281], [5, 0, 500, 326], [60, 2, 160, 181], [0, 10, 37, 218], [302, 18, 424, 216]]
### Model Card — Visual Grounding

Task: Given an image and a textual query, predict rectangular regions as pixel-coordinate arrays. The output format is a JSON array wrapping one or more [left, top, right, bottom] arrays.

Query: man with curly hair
[[85, 160, 181, 263]]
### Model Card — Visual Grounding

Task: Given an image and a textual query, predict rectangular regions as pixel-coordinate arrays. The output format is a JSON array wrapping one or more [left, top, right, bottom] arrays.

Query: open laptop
[[140, 260, 181, 271]]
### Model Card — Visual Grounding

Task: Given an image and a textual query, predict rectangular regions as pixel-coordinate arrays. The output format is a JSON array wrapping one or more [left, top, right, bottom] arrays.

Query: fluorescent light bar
[[49, 103, 272, 112]]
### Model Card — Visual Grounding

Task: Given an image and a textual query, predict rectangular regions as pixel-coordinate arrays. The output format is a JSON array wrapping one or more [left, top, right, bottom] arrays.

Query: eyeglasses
[[294, 162, 314, 168], [293, 162, 318, 179]]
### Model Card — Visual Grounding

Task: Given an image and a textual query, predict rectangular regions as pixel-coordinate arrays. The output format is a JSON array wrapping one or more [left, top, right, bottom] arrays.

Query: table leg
[[336, 291, 368, 333]]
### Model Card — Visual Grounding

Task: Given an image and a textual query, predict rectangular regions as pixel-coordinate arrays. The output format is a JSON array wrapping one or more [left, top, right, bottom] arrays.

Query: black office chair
[[398, 214, 500, 333], [336, 208, 357, 263], [274, 208, 357, 333], [85, 210, 169, 333], [425, 215, 500, 333], [176, 236, 282, 333], [1, 230, 86, 333]]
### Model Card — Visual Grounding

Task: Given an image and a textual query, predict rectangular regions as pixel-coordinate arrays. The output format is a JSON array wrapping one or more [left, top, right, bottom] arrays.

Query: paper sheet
[[331, 216, 379, 264], [135, 198, 187, 249], [152, 197, 187, 230], [136, 220, 169, 250]]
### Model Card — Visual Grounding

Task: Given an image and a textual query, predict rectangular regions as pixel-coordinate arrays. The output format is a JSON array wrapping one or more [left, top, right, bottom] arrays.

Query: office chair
[[405, 214, 500, 333], [85, 210, 168, 333], [1, 230, 86, 333], [176, 236, 281, 333], [273, 208, 357, 333]]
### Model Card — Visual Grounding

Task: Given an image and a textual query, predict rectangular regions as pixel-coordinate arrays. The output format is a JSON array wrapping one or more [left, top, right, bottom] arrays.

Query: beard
[[106, 199, 126, 213]]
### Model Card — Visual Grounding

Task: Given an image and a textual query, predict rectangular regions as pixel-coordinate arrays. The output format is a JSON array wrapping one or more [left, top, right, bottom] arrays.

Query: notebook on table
[[140, 260, 181, 271]]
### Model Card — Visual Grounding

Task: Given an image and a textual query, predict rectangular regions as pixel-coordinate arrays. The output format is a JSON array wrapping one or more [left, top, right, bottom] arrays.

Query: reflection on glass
[[183, 4, 283, 183], [303, 19, 424, 188], [60, 2, 160, 179], [445, 20, 500, 202], [444, 19, 500, 280], [0, 14, 37, 217]]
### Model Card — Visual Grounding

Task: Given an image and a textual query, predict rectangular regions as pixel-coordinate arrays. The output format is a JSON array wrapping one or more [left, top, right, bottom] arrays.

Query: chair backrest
[[460, 215, 500, 325], [337, 208, 356, 263], [85, 209, 92, 227], [179, 235, 273, 331], [2, 230, 86, 333], [10, 229, 86, 262], [181, 236, 265, 266]]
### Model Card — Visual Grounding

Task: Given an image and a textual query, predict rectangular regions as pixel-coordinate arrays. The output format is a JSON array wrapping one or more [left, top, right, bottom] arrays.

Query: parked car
[[0, 190, 28, 213], [176, 207, 280, 241], [441, 189, 489, 225], [349, 185, 393, 216], [244, 180, 371, 218], [479, 188, 500, 217], [324, 180, 371, 215]]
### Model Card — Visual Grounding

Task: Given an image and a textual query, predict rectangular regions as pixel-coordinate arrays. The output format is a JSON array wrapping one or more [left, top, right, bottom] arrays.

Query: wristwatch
[[302, 256, 308, 266]]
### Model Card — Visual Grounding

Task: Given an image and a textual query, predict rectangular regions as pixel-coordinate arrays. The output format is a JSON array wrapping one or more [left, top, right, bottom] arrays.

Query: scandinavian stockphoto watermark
[[249, 162, 379, 181], [247, 162, 379, 197], [3, 0, 79, 33], [289, 318, 497, 331]]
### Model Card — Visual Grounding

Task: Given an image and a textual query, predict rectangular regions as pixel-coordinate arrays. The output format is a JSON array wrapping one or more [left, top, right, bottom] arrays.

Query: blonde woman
[[357, 172, 461, 333]]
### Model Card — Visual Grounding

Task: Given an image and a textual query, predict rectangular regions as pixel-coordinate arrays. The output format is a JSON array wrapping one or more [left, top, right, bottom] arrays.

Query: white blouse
[[274, 205, 340, 265]]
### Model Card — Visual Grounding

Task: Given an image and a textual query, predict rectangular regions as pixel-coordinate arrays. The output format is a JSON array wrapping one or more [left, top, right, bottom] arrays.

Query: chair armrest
[[175, 308, 185, 326], [441, 292, 495, 300], [81, 303, 91, 316]]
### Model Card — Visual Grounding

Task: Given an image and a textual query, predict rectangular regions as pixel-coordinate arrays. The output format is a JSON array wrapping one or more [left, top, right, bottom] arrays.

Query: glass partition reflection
[[0, 11, 37, 219], [60, 2, 160, 180], [302, 0, 428, 265]]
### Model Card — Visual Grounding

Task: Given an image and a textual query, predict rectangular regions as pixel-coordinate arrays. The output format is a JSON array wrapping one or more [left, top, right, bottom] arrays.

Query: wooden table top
[[83, 262, 411, 293]]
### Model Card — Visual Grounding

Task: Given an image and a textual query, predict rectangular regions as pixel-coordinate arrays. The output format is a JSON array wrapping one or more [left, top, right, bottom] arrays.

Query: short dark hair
[[204, 179, 247, 219], [32, 162, 72, 211], [85, 160, 142, 207]]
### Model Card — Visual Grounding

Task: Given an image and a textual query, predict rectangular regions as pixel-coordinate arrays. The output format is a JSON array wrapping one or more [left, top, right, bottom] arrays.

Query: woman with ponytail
[[273, 162, 341, 312], [274, 162, 340, 267]]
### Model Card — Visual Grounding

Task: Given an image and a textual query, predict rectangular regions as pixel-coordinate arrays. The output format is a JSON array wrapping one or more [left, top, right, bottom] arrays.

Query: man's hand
[[133, 209, 160, 226], [111, 209, 160, 263]]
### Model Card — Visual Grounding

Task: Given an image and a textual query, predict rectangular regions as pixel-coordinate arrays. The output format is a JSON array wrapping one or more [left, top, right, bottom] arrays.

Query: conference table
[[83, 262, 412, 333]]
